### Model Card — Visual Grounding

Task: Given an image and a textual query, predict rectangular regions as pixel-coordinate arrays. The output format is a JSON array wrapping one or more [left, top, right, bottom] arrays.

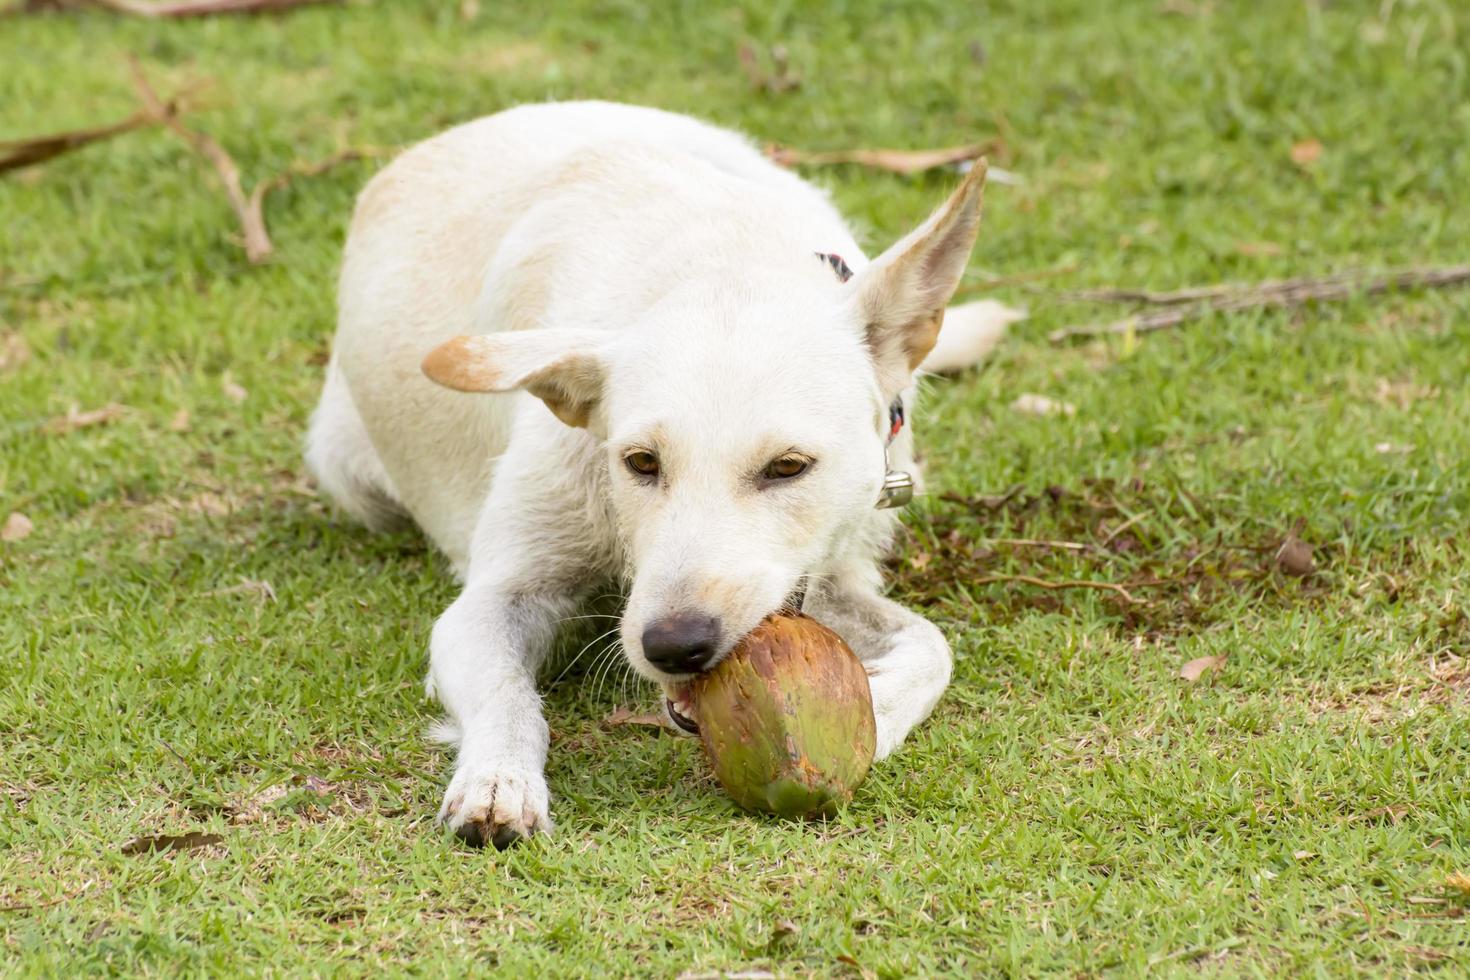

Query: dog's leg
[[429, 583, 573, 849], [428, 423, 609, 849], [804, 578, 953, 760]]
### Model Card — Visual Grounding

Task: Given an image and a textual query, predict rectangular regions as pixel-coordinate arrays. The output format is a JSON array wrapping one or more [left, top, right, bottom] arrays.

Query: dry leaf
[[168, 408, 191, 432], [188, 492, 231, 517], [120, 831, 223, 856], [42, 403, 126, 434], [303, 774, 335, 795], [1274, 537, 1315, 576], [737, 42, 801, 94], [2, 512, 34, 542], [1446, 872, 1470, 896], [766, 141, 995, 176], [1180, 655, 1226, 682], [603, 706, 668, 729], [1373, 377, 1437, 409], [1293, 850, 1318, 860], [1235, 241, 1283, 257], [1290, 139, 1323, 167], [1011, 393, 1077, 417], [201, 578, 276, 601], [229, 783, 290, 824], [222, 377, 248, 403], [0, 332, 31, 373]]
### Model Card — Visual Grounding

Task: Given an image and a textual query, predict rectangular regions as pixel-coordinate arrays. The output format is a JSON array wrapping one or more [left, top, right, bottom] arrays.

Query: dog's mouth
[[664, 690, 699, 735], [658, 578, 810, 738]]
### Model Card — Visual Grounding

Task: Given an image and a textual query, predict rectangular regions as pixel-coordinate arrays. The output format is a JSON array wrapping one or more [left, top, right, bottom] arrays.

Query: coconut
[[690, 612, 876, 818]]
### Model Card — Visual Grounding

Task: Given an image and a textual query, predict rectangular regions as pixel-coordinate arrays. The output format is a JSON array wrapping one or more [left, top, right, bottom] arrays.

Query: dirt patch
[[888, 477, 1344, 635]]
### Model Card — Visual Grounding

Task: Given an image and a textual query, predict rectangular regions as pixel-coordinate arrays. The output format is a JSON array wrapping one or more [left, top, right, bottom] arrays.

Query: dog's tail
[[920, 299, 1025, 375]]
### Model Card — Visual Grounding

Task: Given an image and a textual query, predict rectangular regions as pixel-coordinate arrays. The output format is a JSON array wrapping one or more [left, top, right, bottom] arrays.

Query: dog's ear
[[851, 161, 987, 395], [421, 329, 608, 429]]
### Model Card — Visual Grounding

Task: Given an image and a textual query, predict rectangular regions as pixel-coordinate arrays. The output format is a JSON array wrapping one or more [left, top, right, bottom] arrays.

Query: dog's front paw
[[872, 709, 914, 761], [438, 761, 552, 850], [870, 687, 939, 761]]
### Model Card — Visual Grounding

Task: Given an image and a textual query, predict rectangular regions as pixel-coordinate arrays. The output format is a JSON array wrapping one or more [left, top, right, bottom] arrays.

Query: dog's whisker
[[549, 625, 623, 688], [588, 637, 626, 706], [552, 612, 623, 627]]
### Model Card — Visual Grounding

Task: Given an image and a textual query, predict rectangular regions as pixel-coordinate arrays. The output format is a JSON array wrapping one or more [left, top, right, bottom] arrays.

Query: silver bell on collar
[[876, 470, 914, 509]]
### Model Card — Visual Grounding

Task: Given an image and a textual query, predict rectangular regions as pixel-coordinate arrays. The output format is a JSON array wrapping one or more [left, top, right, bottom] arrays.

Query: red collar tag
[[887, 396, 904, 445]]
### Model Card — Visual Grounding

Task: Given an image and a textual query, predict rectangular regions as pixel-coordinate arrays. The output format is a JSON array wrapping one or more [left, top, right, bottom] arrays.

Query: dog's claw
[[451, 817, 528, 851], [438, 766, 552, 849]]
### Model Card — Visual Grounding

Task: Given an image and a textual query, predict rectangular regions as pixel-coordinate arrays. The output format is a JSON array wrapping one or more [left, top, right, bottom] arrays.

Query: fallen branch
[[128, 58, 273, 263], [938, 485, 1026, 511], [31, 0, 337, 15], [0, 88, 192, 174], [764, 141, 998, 176], [0, 880, 98, 914], [1048, 265, 1470, 343], [127, 60, 383, 264], [986, 538, 1090, 552], [968, 573, 1140, 604], [245, 145, 391, 243]]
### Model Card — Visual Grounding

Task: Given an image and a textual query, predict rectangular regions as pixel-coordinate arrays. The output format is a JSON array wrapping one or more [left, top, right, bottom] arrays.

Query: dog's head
[[422, 166, 987, 682]]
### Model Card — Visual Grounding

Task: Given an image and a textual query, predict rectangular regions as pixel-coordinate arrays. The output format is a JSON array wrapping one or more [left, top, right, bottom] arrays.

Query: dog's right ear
[[421, 329, 609, 429]]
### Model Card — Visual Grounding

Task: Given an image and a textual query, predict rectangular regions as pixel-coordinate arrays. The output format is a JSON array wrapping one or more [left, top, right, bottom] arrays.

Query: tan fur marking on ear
[[541, 397, 591, 429], [905, 308, 945, 370], [421, 336, 501, 392]]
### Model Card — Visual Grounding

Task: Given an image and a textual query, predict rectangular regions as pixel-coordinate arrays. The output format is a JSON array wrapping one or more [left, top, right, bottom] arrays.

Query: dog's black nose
[[641, 614, 721, 674]]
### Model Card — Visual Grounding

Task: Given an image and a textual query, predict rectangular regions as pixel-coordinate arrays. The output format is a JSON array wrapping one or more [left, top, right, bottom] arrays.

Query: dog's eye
[[624, 450, 660, 478], [762, 455, 810, 481]]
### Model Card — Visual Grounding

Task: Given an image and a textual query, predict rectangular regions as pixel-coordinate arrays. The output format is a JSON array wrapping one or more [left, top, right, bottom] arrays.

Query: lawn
[[3, 0, 1469, 974]]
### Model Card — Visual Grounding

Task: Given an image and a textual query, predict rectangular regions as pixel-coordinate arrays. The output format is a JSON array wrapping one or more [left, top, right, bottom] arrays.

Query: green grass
[[3, 0, 1469, 974]]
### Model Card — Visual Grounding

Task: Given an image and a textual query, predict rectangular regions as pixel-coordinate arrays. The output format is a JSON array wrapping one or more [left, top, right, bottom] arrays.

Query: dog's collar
[[815, 250, 854, 283], [816, 251, 913, 510], [878, 395, 913, 508]]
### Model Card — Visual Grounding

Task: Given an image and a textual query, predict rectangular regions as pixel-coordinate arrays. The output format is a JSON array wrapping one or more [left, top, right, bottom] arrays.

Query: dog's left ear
[[851, 161, 988, 395], [421, 328, 609, 430]]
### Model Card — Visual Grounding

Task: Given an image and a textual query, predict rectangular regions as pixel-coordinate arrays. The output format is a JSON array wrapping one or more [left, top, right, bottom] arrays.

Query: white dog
[[306, 101, 1020, 848]]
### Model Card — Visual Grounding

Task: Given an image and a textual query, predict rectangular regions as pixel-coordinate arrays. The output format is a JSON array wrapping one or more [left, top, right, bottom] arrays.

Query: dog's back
[[310, 102, 1015, 569], [312, 103, 860, 563]]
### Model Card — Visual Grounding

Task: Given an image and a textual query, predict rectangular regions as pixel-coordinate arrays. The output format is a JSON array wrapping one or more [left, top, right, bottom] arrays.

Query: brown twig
[[0, 87, 192, 174], [986, 538, 1090, 552], [2, 113, 152, 174], [1048, 265, 1470, 344], [128, 58, 273, 263], [51, 0, 337, 16], [0, 880, 97, 914], [127, 61, 383, 264], [765, 141, 998, 176], [938, 485, 1026, 511], [954, 264, 1078, 296], [245, 146, 390, 242], [967, 573, 1140, 603]]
